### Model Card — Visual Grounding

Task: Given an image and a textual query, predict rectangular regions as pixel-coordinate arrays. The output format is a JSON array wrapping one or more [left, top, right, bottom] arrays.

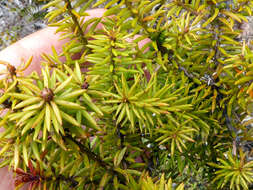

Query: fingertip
[[86, 8, 107, 17]]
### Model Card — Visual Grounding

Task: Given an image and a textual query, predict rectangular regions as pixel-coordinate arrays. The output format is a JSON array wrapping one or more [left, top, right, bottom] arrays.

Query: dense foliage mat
[[0, 0, 253, 189]]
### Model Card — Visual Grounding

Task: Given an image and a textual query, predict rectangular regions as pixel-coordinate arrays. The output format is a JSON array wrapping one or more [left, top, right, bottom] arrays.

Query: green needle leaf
[[54, 76, 73, 94], [45, 103, 51, 131], [14, 144, 19, 170], [82, 110, 101, 131], [116, 147, 127, 166], [60, 111, 81, 127], [83, 93, 103, 116], [14, 97, 41, 110], [55, 99, 85, 110], [50, 101, 62, 125], [31, 142, 41, 162]]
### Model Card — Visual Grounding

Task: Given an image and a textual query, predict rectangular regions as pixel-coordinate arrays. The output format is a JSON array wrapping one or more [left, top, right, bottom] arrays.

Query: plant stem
[[63, 0, 88, 45], [174, 1, 198, 16], [64, 135, 117, 175]]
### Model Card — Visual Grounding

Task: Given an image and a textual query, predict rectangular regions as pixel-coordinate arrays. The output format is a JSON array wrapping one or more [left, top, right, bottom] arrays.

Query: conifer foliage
[[0, 0, 253, 189]]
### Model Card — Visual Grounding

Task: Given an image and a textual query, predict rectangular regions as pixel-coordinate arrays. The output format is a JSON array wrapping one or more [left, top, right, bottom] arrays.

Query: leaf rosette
[[4, 63, 102, 151]]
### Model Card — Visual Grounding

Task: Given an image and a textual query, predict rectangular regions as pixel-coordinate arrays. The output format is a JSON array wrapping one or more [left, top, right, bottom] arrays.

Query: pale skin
[[0, 8, 150, 189]]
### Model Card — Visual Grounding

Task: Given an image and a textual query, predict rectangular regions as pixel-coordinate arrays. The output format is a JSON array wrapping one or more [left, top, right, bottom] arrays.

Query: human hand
[[0, 8, 106, 76]]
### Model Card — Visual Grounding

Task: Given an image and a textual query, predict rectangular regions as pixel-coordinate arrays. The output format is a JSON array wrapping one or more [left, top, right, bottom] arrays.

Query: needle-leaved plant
[[0, 0, 253, 189]]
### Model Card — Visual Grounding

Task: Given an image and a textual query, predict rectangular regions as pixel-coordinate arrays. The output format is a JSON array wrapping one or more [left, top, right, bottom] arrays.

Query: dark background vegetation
[[0, 0, 48, 50]]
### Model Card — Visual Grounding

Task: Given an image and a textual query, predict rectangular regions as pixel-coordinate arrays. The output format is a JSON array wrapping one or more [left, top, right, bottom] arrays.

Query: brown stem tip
[[40, 87, 54, 102]]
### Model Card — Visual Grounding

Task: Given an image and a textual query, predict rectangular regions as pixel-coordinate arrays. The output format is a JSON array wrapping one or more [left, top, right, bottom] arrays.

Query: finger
[[0, 27, 65, 75], [0, 167, 15, 189], [0, 8, 106, 75]]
